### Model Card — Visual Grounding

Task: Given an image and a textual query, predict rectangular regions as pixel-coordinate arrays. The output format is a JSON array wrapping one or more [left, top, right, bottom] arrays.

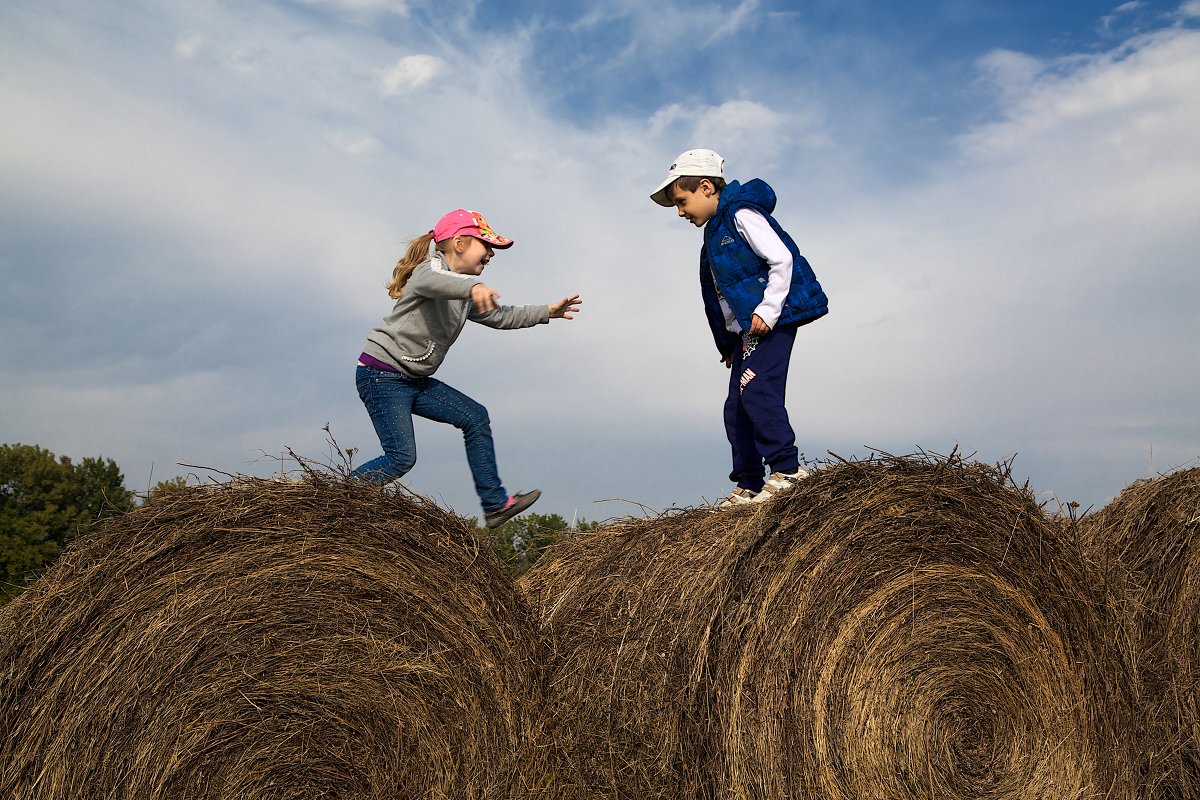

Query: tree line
[[1, 443, 594, 605]]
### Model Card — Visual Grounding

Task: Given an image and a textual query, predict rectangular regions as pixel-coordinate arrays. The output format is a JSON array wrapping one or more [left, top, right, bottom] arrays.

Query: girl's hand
[[549, 294, 582, 320], [471, 283, 500, 314]]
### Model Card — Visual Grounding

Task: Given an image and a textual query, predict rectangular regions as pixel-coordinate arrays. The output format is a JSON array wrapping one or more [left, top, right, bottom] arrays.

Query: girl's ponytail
[[387, 232, 435, 299]]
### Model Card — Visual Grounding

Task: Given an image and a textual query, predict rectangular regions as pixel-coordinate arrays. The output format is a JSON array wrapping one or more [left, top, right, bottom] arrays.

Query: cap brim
[[650, 175, 677, 207], [474, 234, 514, 249]]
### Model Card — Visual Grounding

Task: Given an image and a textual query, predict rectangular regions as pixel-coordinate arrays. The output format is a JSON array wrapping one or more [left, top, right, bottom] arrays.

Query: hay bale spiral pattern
[[0, 478, 543, 800], [522, 456, 1137, 799], [1081, 467, 1200, 799]]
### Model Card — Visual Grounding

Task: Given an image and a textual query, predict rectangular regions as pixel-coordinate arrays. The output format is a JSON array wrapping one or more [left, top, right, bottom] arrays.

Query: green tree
[[1, 443, 135, 602], [143, 476, 189, 505], [482, 512, 600, 578]]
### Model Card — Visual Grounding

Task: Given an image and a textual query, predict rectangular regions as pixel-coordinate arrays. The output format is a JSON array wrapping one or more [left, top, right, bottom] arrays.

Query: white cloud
[[562, 0, 762, 55], [799, 23, 1200, 503], [1100, 2, 1144, 34], [326, 132, 384, 156], [692, 100, 795, 160], [294, 0, 410, 17], [229, 46, 266, 75], [707, 0, 761, 45], [2, 0, 1197, 518], [974, 49, 1044, 102], [568, 7, 607, 33], [646, 103, 688, 137], [959, 29, 1200, 212], [174, 33, 205, 60], [379, 53, 445, 96], [645, 98, 829, 172]]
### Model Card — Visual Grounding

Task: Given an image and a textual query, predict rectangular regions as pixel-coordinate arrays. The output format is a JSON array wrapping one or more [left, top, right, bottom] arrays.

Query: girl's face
[[445, 236, 495, 275]]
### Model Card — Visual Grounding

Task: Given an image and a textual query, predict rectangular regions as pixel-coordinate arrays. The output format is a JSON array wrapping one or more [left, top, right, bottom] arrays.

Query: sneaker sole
[[484, 490, 542, 528]]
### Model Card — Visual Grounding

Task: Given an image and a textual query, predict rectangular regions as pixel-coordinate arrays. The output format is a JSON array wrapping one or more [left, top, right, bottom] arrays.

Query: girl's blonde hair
[[387, 233, 451, 299]]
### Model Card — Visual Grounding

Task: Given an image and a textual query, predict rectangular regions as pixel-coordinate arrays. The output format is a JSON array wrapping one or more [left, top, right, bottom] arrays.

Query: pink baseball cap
[[431, 209, 514, 249]]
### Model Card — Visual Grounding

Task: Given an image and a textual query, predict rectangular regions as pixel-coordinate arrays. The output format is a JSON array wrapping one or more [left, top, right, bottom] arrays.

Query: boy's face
[[667, 180, 720, 227]]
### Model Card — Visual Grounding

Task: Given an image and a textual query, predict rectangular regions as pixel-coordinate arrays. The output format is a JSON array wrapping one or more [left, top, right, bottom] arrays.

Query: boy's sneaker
[[714, 486, 759, 509], [752, 468, 811, 503], [484, 490, 541, 529]]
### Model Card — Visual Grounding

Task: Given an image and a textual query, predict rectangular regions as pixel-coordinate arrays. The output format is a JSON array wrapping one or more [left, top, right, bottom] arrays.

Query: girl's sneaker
[[484, 490, 542, 528], [752, 468, 810, 502], [715, 486, 759, 508]]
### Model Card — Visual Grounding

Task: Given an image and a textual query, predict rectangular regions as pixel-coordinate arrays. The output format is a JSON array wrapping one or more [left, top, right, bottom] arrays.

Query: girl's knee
[[458, 400, 491, 431], [380, 449, 416, 475]]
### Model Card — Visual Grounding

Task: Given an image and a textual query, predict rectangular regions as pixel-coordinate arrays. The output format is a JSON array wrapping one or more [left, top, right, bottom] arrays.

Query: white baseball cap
[[649, 148, 725, 206]]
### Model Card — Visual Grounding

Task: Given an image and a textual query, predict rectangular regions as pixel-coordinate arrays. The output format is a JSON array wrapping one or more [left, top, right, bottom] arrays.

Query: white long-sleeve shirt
[[714, 208, 793, 333]]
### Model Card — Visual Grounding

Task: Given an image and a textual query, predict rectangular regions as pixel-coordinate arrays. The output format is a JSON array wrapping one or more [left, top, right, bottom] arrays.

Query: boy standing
[[650, 149, 828, 506]]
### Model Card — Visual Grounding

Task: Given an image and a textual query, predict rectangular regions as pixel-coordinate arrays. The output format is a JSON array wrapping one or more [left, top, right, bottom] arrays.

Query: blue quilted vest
[[700, 179, 828, 356]]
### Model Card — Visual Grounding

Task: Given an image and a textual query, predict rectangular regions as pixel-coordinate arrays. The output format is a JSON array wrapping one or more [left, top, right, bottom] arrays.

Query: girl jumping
[[351, 208, 581, 528]]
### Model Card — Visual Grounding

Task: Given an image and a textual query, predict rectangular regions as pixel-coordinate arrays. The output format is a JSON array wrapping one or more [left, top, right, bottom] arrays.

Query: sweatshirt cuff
[[753, 304, 781, 329]]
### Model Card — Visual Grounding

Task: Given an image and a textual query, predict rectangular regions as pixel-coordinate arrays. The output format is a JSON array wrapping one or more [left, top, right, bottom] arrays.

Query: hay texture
[[0, 477, 544, 800], [522, 455, 1137, 800], [1081, 467, 1200, 799]]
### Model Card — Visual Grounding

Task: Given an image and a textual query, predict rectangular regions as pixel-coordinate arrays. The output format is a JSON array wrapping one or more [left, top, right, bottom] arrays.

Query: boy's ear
[[699, 178, 715, 197]]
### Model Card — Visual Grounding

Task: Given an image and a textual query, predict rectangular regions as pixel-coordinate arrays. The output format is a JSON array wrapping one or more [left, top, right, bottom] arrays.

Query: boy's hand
[[471, 283, 499, 314], [549, 294, 582, 320], [749, 314, 771, 335], [723, 355, 733, 369]]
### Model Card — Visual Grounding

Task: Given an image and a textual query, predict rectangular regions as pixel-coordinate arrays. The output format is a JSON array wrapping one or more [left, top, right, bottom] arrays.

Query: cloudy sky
[[2, 0, 1198, 523]]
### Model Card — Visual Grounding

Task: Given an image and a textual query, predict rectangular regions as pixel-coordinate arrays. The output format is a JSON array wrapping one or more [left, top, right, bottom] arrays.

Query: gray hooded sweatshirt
[[361, 252, 549, 378]]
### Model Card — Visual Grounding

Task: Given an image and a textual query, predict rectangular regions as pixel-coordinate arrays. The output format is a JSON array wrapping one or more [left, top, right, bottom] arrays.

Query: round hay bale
[[521, 455, 1137, 800], [1081, 467, 1200, 800], [0, 477, 546, 799]]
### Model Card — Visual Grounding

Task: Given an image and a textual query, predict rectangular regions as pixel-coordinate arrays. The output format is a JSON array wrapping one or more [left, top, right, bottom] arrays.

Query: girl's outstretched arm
[[549, 294, 582, 320], [470, 283, 500, 314]]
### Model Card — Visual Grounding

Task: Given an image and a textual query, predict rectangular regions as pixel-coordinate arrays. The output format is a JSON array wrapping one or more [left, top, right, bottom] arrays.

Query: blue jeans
[[351, 365, 508, 512]]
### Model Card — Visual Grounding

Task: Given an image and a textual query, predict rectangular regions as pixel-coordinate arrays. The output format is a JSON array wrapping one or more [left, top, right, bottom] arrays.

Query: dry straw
[[1081, 467, 1200, 800], [0, 476, 547, 800], [521, 454, 1138, 800]]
